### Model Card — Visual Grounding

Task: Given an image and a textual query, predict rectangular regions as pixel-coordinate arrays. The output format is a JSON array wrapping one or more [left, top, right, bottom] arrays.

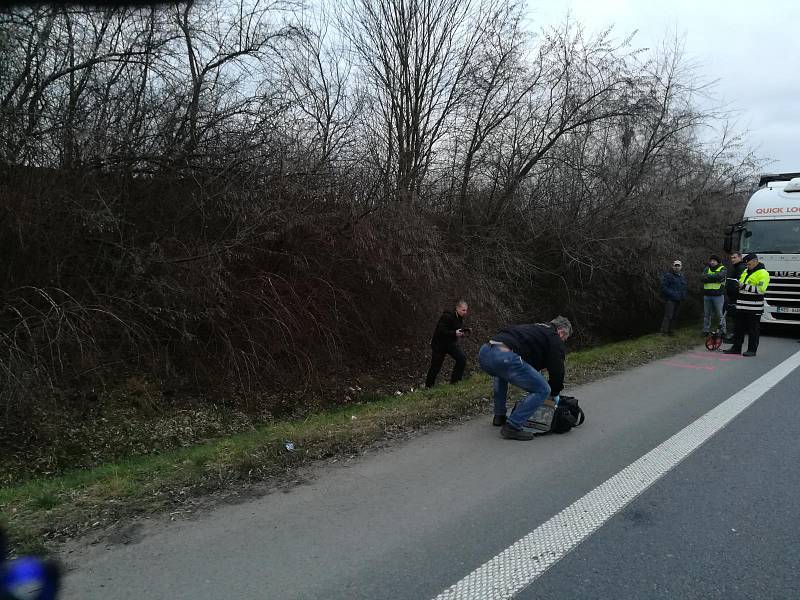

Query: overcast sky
[[529, 0, 799, 173]]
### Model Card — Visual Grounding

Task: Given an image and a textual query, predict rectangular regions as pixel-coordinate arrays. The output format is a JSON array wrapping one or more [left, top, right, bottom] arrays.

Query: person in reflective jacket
[[701, 254, 727, 336], [478, 316, 571, 441], [723, 253, 770, 357]]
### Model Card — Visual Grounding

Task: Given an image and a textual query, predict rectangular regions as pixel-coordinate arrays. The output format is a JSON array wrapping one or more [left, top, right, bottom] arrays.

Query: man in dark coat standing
[[425, 300, 468, 388], [724, 251, 746, 342], [660, 259, 688, 334]]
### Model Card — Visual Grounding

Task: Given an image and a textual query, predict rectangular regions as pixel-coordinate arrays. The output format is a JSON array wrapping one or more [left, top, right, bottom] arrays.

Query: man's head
[[730, 252, 742, 264], [743, 253, 759, 269], [455, 300, 468, 318], [672, 259, 682, 272], [550, 315, 573, 341], [708, 254, 720, 267]]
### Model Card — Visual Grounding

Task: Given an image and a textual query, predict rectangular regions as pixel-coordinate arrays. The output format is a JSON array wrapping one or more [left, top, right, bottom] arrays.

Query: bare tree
[[482, 20, 638, 223], [278, 11, 364, 186], [172, 0, 297, 161], [338, 0, 489, 204], [451, 2, 534, 223]]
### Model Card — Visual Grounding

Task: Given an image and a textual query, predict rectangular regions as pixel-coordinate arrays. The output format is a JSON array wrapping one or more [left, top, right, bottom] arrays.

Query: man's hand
[[456, 329, 466, 337]]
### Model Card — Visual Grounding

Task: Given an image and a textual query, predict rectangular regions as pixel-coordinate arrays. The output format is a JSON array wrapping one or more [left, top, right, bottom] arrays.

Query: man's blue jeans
[[478, 343, 551, 429], [703, 295, 726, 334]]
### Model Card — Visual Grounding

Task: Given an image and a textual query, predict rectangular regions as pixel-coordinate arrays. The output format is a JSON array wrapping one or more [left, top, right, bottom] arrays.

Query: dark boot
[[492, 415, 506, 426], [500, 423, 535, 440]]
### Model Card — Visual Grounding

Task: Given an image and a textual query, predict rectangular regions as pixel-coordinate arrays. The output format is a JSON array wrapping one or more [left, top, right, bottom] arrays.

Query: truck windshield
[[741, 219, 800, 254]]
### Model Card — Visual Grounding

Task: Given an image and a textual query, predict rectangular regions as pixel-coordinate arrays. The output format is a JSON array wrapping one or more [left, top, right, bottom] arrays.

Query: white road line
[[433, 350, 800, 600]]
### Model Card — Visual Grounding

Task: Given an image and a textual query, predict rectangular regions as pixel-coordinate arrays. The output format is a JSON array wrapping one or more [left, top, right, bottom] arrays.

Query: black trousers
[[726, 303, 737, 321], [725, 303, 736, 335], [660, 300, 680, 333], [425, 344, 466, 387], [731, 310, 761, 353]]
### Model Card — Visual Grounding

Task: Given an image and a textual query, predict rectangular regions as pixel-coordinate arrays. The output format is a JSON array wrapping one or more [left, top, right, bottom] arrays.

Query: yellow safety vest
[[737, 267, 770, 313], [703, 265, 725, 291]]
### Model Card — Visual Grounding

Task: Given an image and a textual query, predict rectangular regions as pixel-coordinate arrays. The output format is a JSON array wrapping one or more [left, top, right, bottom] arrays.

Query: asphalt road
[[62, 336, 800, 600]]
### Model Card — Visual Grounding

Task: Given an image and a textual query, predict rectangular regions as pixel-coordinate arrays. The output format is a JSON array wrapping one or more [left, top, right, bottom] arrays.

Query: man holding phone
[[425, 300, 469, 388]]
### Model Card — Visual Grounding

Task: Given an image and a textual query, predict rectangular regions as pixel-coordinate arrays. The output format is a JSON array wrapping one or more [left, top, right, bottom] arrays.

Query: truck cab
[[725, 172, 800, 325]]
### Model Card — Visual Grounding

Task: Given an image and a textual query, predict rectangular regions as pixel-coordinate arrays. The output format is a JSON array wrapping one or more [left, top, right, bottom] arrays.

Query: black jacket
[[491, 323, 566, 396], [726, 261, 747, 302], [431, 311, 464, 349]]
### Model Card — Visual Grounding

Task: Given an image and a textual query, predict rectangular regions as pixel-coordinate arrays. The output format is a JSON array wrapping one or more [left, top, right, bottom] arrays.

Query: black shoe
[[500, 423, 535, 441], [724, 335, 735, 343], [722, 348, 741, 355], [743, 351, 757, 357], [492, 415, 507, 426]]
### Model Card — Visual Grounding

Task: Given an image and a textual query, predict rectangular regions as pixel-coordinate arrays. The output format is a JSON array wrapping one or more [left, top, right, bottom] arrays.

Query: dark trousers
[[425, 344, 466, 387], [660, 300, 680, 333], [731, 310, 761, 353], [726, 303, 737, 334], [726, 303, 737, 321]]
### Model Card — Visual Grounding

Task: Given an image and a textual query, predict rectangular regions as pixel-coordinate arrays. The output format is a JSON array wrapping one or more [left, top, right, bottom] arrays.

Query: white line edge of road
[[432, 349, 800, 600]]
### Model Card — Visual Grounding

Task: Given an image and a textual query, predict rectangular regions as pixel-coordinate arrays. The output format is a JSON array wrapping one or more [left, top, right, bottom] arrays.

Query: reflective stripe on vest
[[703, 265, 725, 291], [736, 268, 770, 312]]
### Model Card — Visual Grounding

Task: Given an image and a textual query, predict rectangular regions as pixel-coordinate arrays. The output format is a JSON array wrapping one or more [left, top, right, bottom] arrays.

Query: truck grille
[[765, 274, 800, 318]]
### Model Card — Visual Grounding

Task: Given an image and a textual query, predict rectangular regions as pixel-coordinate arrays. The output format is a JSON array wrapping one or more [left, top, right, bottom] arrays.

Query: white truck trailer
[[725, 172, 800, 325]]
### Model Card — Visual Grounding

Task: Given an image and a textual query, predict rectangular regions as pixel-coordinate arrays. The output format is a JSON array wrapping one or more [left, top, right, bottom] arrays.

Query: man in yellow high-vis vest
[[701, 254, 727, 336], [723, 253, 770, 357]]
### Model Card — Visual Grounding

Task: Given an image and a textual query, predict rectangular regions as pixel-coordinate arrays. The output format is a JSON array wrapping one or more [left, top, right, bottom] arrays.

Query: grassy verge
[[1, 328, 699, 554]]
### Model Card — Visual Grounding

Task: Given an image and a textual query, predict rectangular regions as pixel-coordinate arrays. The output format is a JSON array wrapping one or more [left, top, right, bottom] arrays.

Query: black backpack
[[549, 395, 585, 433]]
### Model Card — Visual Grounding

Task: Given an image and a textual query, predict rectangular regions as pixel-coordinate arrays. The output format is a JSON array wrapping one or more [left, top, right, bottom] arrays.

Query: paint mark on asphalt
[[662, 361, 716, 371]]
